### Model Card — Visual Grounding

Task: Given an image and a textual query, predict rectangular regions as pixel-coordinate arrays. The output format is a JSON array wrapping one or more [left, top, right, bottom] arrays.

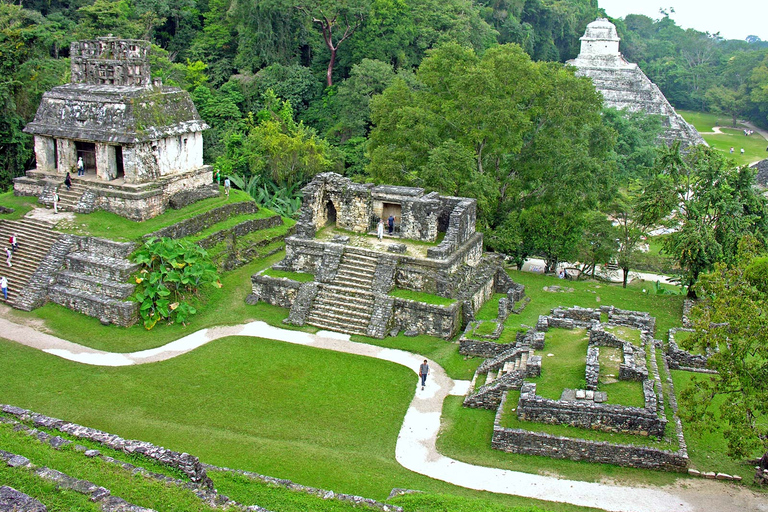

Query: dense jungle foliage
[[2, 0, 768, 290]]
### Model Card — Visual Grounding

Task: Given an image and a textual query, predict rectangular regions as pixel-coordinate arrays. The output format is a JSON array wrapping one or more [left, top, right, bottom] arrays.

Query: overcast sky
[[599, 0, 768, 42]]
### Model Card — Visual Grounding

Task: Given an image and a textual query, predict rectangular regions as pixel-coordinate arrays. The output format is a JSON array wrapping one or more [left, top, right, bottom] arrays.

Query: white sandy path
[[0, 315, 754, 512]]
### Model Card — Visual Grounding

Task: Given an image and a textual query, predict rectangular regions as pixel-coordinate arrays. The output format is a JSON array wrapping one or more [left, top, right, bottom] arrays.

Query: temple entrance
[[325, 200, 337, 226], [75, 141, 96, 174], [114, 146, 124, 179], [382, 202, 401, 235]]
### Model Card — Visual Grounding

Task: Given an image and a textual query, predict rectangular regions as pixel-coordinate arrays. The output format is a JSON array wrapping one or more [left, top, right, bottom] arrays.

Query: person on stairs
[[1, 275, 7, 301], [9, 234, 18, 252], [53, 191, 60, 214], [6, 247, 12, 267], [65, 172, 72, 191]]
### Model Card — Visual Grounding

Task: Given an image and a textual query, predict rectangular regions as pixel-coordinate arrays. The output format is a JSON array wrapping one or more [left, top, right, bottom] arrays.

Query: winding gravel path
[[1, 315, 765, 512]]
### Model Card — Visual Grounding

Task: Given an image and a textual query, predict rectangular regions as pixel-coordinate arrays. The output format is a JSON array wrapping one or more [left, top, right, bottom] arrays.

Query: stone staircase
[[48, 238, 139, 326], [55, 182, 85, 212], [0, 219, 58, 306], [304, 249, 378, 335], [463, 346, 539, 409]]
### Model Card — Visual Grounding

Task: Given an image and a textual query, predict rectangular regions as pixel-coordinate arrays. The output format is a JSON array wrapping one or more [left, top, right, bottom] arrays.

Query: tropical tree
[[682, 237, 768, 459], [637, 143, 768, 296]]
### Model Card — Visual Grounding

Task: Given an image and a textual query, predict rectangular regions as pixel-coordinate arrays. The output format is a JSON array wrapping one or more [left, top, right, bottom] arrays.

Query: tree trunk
[[622, 266, 629, 288], [327, 48, 336, 87]]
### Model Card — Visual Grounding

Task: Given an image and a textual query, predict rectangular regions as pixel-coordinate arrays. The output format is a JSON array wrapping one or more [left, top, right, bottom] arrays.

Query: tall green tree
[[637, 143, 768, 296], [683, 237, 768, 459]]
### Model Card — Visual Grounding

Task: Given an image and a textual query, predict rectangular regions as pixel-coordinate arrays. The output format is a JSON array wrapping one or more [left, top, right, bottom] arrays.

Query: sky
[[599, 0, 768, 42]]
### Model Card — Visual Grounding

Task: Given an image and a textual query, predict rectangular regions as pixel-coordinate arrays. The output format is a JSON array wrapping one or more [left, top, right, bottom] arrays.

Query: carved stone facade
[[15, 37, 212, 220], [568, 18, 704, 147]]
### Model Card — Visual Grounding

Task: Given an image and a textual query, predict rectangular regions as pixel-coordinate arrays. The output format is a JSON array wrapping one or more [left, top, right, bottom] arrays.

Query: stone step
[[65, 252, 139, 282], [335, 267, 376, 280], [316, 292, 375, 310], [311, 303, 372, 321], [485, 371, 496, 384], [56, 271, 135, 300], [48, 284, 138, 326], [303, 315, 369, 336], [322, 284, 375, 300], [306, 308, 370, 327], [0, 219, 58, 306], [332, 275, 373, 289]]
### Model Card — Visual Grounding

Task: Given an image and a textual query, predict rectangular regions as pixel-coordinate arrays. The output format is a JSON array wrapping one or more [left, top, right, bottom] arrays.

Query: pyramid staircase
[[0, 219, 58, 306], [48, 238, 139, 326], [464, 346, 537, 409], [304, 248, 378, 336]]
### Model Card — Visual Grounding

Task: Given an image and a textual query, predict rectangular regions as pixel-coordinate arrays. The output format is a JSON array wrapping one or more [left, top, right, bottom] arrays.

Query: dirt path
[[0, 314, 765, 512]]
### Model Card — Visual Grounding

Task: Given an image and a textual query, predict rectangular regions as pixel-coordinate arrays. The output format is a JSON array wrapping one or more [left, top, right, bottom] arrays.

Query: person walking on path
[[419, 359, 429, 390], [64, 172, 72, 191], [388, 214, 395, 235], [0, 276, 7, 301], [741, 148, 745, 155], [377, 219, 384, 241], [6, 247, 12, 267], [224, 177, 231, 198], [77, 156, 84, 176], [214, 169, 221, 185], [9, 234, 18, 252], [53, 191, 60, 214]]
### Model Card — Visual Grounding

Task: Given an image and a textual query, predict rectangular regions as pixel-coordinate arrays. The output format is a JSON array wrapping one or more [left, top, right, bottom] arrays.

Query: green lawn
[[0, 191, 40, 220], [0, 337, 592, 512], [528, 328, 588, 399], [677, 110, 767, 166], [55, 189, 255, 241], [604, 325, 642, 346], [475, 293, 506, 320], [597, 346, 644, 407], [261, 268, 315, 282]]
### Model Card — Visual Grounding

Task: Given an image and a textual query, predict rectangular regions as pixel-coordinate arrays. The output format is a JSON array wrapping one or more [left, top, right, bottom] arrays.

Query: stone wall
[[148, 201, 258, 239], [391, 297, 461, 339], [492, 393, 687, 471], [1, 404, 214, 489], [586, 346, 600, 390], [667, 327, 712, 371], [517, 383, 666, 437], [427, 199, 477, 259], [196, 216, 283, 249], [250, 274, 302, 309]]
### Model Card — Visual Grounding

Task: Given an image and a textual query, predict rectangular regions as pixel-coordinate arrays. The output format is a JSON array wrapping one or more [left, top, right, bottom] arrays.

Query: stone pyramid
[[567, 18, 704, 147]]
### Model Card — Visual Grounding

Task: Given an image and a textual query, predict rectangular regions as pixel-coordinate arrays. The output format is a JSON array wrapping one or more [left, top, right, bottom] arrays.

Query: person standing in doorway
[[77, 156, 85, 176], [224, 176, 231, 198], [419, 359, 429, 390], [388, 214, 395, 235], [1, 275, 7, 301], [377, 219, 384, 241]]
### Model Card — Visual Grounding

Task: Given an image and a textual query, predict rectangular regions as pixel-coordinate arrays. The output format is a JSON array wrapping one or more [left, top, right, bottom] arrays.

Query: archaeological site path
[[1, 314, 764, 512]]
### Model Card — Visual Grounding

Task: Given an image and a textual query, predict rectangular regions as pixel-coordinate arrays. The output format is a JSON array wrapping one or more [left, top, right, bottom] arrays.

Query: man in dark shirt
[[388, 215, 395, 235], [419, 360, 429, 390]]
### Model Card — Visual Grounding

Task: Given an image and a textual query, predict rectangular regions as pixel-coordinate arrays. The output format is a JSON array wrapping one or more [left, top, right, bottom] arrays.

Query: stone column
[[121, 145, 139, 184], [56, 139, 77, 173], [33, 136, 56, 171], [95, 143, 117, 180]]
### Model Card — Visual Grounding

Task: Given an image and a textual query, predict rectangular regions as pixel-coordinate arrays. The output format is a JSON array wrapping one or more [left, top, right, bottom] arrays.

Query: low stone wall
[[197, 215, 283, 249], [667, 327, 711, 371], [250, 274, 302, 309], [492, 393, 687, 471], [551, 306, 601, 323], [517, 383, 666, 437], [149, 201, 259, 239], [602, 306, 656, 335], [1, 405, 213, 489], [586, 346, 599, 390], [458, 339, 515, 358], [391, 297, 461, 339]]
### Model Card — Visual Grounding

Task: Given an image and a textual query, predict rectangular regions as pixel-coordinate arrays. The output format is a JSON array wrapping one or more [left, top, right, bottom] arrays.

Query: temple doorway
[[75, 141, 96, 174], [115, 146, 124, 179], [382, 202, 401, 234], [325, 200, 337, 226]]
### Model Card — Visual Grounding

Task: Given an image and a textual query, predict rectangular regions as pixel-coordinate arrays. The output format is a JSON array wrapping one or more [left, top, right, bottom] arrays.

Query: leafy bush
[[229, 174, 303, 218], [132, 238, 221, 330]]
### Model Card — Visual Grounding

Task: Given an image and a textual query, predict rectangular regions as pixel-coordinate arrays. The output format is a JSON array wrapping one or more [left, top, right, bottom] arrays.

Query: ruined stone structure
[[15, 37, 213, 220], [460, 305, 688, 470], [568, 18, 704, 147], [251, 173, 520, 338]]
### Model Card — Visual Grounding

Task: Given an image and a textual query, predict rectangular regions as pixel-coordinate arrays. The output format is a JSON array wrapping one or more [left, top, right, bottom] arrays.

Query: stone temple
[[568, 18, 704, 147], [251, 173, 524, 339], [15, 37, 215, 220]]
